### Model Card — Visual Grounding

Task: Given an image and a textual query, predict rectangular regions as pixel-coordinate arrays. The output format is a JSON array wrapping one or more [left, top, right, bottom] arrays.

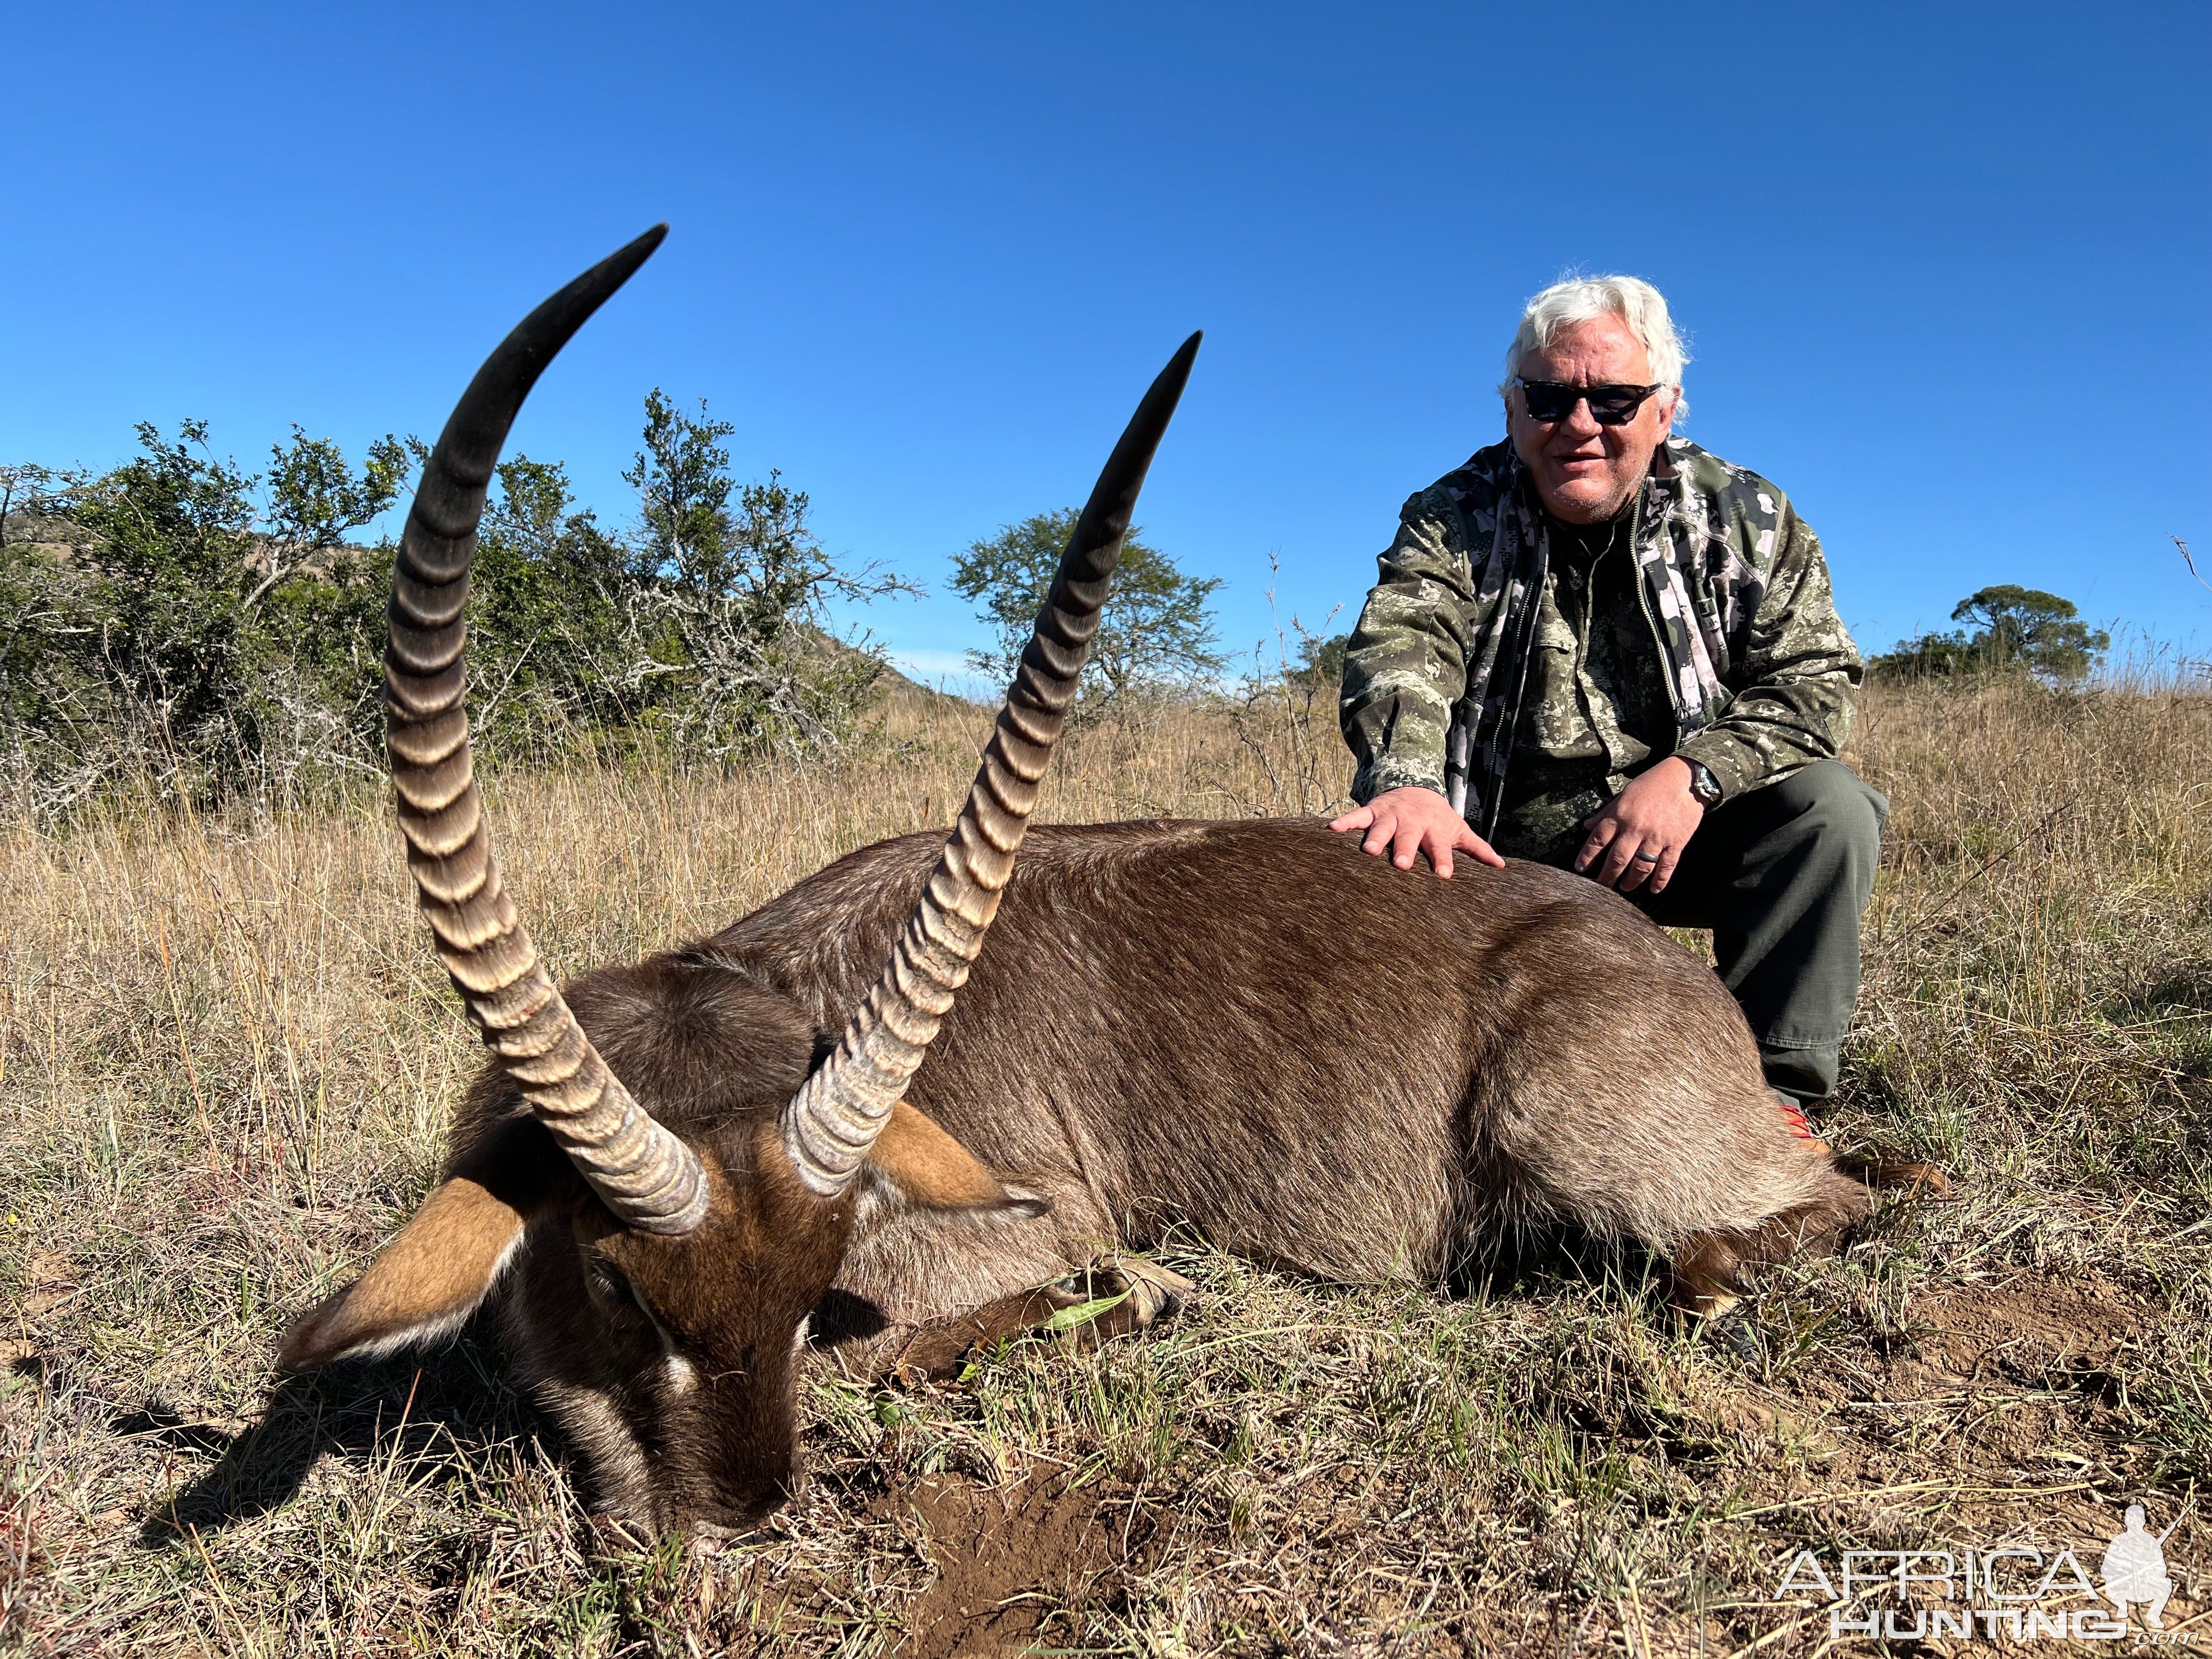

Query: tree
[[466, 455, 638, 755], [0, 464, 101, 801], [0, 462, 87, 549], [1872, 584, 2109, 684], [76, 421, 262, 751], [952, 509, 1223, 703], [621, 390, 913, 757], [1, 420, 413, 805], [1949, 585, 2108, 682], [1289, 631, 1348, 691], [254, 425, 410, 606]]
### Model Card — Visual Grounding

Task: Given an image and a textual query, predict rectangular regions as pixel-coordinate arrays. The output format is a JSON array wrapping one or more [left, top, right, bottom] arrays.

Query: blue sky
[[7, 1, 2207, 690]]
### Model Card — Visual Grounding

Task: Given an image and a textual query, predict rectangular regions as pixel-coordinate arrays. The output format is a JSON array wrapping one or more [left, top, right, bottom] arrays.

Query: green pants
[[1613, 760, 1886, 1103]]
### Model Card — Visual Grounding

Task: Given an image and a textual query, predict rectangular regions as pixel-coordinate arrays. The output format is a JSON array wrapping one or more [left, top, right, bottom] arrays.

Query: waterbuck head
[[274, 226, 1199, 1536]]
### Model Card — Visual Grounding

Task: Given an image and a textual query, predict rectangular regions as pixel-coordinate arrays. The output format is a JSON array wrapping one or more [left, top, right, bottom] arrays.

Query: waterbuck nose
[[692, 1477, 794, 1540], [691, 1510, 768, 1544], [693, 1452, 803, 1540]]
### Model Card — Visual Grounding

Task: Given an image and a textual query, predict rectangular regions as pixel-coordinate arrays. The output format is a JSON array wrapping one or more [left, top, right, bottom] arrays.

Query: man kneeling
[[1333, 274, 1879, 1113]]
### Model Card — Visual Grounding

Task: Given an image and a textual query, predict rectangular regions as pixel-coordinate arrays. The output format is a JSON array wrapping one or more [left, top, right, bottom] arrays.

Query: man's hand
[[1329, 786, 1504, 879], [1577, 756, 1705, 894]]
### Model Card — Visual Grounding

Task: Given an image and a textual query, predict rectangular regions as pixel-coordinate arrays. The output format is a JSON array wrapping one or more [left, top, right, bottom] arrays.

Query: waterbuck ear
[[278, 1177, 529, 1369], [863, 1101, 1050, 1220]]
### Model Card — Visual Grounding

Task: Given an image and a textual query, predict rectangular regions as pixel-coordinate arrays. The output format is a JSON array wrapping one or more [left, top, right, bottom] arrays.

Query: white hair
[[1500, 274, 1690, 417]]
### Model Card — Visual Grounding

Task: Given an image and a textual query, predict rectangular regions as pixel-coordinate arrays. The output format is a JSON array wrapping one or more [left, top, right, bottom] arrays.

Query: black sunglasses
[[1514, 378, 1665, 426]]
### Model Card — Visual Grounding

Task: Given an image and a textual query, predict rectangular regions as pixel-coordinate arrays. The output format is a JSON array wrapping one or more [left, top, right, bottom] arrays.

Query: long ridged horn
[[388, 226, 707, 1237], [782, 332, 1203, 1195]]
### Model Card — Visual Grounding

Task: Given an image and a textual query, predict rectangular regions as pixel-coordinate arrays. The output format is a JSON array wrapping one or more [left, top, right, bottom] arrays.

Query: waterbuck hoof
[[1052, 1255, 1197, 1333], [1096, 1252, 1198, 1323], [1703, 1305, 1763, 1365]]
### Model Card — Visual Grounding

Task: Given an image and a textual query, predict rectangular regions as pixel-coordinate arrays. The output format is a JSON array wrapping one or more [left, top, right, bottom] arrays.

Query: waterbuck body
[[723, 816, 1850, 1306], [276, 229, 1875, 1541]]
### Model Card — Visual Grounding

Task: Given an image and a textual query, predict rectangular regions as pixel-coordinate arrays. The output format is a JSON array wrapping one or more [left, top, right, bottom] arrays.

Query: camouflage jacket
[[1340, 436, 1861, 838]]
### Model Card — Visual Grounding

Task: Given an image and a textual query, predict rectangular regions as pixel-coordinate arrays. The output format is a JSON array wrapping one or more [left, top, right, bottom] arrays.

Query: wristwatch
[[1684, 759, 1723, 809]]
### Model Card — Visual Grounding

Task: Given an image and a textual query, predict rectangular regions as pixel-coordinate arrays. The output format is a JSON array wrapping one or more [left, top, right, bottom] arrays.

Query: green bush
[[0, 395, 911, 818]]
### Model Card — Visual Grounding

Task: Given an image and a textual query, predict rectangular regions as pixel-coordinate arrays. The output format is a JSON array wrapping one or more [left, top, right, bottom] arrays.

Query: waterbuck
[[279, 229, 1882, 1539]]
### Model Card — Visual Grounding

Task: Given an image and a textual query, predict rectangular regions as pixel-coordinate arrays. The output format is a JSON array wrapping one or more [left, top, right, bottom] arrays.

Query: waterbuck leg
[[1836, 1155, 1955, 1198], [1665, 1182, 1871, 1321], [883, 1286, 1077, 1384], [880, 1254, 1196, 1385], [1665, 1232, 1752, 1320]]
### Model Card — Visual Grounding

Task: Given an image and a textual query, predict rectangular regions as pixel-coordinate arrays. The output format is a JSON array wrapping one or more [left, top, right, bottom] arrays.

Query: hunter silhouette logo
[[2102, 1504, 2176, 1630], [1772, 1502, 2191, 1643]]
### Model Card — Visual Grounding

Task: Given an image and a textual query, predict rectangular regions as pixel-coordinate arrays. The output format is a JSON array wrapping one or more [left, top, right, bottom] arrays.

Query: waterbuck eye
[[589, 1259, 648, 1320]]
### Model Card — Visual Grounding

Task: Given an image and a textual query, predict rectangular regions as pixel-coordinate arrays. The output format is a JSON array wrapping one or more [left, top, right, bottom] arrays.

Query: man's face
[[1505, 314, 1678, 524]]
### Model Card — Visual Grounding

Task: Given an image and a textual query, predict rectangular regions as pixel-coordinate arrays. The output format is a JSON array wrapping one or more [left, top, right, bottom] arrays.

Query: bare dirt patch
[[883, 1473, 1129, 1657], [1913, 1270, 2150, 1385]]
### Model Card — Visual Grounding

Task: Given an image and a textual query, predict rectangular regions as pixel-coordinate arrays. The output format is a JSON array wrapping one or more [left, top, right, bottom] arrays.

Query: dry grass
[[3, 678, 2208, 1655]]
